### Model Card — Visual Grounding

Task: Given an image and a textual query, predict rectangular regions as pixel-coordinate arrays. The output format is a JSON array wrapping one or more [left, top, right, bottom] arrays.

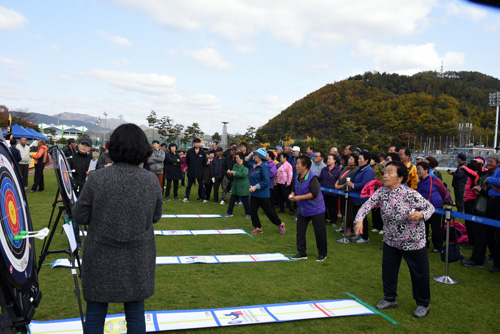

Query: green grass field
[[26, 170, 500, 333]]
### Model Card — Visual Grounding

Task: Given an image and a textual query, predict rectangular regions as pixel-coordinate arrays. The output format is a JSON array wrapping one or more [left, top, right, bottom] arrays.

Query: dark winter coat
[[211, 156, 225, 179], [186, 148, 207, 179], [72, 163, 163, 303], [165, 152, 182, 180], [68, 151, 92, 192]]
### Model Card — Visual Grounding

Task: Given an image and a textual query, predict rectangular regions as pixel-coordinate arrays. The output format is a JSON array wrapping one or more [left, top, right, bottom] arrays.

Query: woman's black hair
[[168, 143, 177, 151], [386, 161, 408, 185], [371, 152, 380, 163], [236, 152, 245, 160], [108, 123, 152, 165], [280, 153, 289, 161], [349, 154, 359, 166], [387, 152, 401, 162], [267, 151, 275, 160], [359, 151, 371, 162], [417, 161, 430, 171], [298, 155, 312, 169]]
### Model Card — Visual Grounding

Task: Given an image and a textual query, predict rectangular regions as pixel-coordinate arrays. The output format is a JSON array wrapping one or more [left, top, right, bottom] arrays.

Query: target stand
[[0, 139, 42, 333], [36, 146, 84, 325]]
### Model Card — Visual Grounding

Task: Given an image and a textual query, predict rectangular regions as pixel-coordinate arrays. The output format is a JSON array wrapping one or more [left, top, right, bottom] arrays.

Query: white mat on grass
[[154, 229, 248, 235], [80, 229, 248, 237], [161, 214, 223, 218], [29, 299, 374, 333], [51, 253, 290, 268]]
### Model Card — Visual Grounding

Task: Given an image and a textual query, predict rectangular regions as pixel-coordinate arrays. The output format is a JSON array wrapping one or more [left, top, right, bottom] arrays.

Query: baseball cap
[[79, 136, 92, 146], [292, 146, 300, 152]]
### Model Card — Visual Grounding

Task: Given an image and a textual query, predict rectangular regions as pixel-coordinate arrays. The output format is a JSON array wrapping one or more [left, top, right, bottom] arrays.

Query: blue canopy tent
[[2, 124, 35, 139], [2, 124, 50, 141], [23, 126, 49, 141]]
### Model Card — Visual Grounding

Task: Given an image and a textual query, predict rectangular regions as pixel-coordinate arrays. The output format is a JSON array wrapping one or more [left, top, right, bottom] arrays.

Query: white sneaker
[[202, 200, 208, 203], [182, 198, 189, 203], [220, 200, 225, 205], [379, 230, 384, 235]]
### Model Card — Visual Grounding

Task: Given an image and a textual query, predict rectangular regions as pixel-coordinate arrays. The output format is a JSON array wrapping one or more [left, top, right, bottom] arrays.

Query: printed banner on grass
[[30, 299, 374, 333], [154, 229, 248, 236], [51, 253, 291, 268], [161, 214, 223, 218], [80, 229, 249, 237]]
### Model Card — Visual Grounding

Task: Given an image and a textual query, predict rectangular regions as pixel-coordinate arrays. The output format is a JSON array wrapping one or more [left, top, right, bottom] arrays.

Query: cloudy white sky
[[1, 0, 499, 135]]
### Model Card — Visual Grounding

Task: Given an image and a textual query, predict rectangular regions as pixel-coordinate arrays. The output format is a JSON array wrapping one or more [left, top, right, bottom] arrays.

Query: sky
[[1, 0, 500, 136]]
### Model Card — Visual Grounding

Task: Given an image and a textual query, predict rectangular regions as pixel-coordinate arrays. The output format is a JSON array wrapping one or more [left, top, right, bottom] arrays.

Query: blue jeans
[[84, 300, 145, 334]]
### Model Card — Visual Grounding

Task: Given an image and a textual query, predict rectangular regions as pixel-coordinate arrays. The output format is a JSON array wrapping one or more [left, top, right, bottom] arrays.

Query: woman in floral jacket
[[354, 161, 435, 319]]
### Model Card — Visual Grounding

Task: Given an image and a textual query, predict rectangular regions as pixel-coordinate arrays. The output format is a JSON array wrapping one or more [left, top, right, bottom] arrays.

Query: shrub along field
[[27, 170, 499, 333]]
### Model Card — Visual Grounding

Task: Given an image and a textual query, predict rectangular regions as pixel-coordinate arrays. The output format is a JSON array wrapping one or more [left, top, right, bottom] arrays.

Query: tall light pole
[[103, 112, 108, 142], [489, 92, 500, 151]]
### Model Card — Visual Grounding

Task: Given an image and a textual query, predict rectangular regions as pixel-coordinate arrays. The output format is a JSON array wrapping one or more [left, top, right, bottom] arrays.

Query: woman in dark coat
[[165, 143, 182, 200], [72, 123, 163, 333]]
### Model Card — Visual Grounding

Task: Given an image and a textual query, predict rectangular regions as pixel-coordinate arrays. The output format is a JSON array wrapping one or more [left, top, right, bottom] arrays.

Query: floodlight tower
[[489, 92, 500, 152]]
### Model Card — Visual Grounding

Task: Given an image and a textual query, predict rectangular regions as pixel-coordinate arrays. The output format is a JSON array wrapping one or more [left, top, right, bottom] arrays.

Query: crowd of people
[[14, 126, 500, 329]]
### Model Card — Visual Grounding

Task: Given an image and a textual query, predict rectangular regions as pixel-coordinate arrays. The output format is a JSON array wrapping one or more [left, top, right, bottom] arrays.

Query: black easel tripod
[[37, 188, 85, 325]]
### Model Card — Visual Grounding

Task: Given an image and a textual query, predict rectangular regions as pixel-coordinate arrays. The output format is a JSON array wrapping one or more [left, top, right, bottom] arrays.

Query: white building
[[38, 123, 88, 141]]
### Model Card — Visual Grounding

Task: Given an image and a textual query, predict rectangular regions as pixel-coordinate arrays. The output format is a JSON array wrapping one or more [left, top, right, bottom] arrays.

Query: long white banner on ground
[[80, 229, 249, 237], [29, 299, 374, 333], [161, 214, 223, 218], [154, 229, 248, 236], [51, 253, 291, 268]]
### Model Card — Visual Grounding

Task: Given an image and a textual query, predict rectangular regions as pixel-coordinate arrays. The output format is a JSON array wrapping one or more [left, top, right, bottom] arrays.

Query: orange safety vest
[[33, 145, 49, 164]]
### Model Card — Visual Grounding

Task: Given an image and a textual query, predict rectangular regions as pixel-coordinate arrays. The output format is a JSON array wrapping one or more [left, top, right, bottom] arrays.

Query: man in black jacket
[[211, 147, 225, 203], [68, 136, 93, 246], [183, 138, 208, 203], [63, 138, 77, 158], [448, 153, 467, 212]]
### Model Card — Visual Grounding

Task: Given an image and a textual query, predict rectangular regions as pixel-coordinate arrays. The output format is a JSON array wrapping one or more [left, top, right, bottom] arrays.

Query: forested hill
[[257, 71, 500, 151]]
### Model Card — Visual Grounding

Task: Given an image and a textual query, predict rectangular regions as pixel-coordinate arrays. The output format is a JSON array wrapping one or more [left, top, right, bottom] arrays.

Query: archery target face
[[54, 147, 77, 205], [0, 151, 32, 284]]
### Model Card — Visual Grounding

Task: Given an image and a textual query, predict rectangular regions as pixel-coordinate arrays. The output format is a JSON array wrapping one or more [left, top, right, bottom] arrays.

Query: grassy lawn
[[27, 170, 499, 333]]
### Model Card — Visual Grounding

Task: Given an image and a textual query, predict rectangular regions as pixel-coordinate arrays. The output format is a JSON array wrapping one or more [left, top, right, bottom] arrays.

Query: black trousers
[[382, 243, 430, 307], [185, 177, 206, 200], [470, 197, 500, 265], [352, 204, 369, 240], [276, 183, 293, 213], [19, 163, 29, 188], [323, 195, 338, 224], [31, 163, 45, 191], [165, 179, 179, 199], [250, 196, 282, 228], [372, 207, 383, 230], [454, 187, 465, 213], [425, 212, 442, 250], [227, 195, 250, 215], [464, 200, 476, 245], [204, 182, 213, 201], [297, 212, 327, 257], [213, 178, 223, 202]]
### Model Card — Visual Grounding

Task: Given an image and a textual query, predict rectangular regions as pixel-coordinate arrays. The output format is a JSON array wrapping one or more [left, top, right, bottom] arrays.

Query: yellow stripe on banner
[[157, 305, 364, 325]]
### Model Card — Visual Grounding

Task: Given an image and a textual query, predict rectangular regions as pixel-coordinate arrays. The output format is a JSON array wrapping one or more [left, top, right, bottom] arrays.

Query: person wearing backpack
[[416, 162, 448, 253]]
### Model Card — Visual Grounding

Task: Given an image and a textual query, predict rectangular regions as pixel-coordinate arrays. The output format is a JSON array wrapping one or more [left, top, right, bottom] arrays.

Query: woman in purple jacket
[[319, 154, 341, 227], [290, 155, 327, 262], [416, 162, 447, 253]]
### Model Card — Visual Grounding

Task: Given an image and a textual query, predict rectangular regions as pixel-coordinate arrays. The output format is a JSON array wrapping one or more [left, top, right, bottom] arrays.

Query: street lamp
[[489, 92, 500, 151], [103, 112, 108, 142]]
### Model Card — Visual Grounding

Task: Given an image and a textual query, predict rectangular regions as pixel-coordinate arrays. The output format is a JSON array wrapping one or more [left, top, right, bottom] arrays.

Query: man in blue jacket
[[345, 151, 374, 243]]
